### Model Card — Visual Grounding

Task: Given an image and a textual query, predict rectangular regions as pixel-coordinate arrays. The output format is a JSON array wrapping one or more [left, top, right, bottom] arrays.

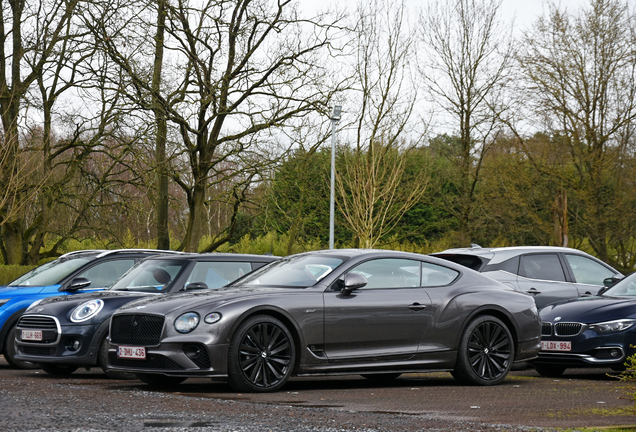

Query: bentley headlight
[[70, 299, 104, 322], [174, 312, 200, 333], [589, 319, 636, 333], [204, 312, 222, 324]]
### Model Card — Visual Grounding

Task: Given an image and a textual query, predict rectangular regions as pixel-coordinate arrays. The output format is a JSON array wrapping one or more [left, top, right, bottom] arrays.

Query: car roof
[[141, 253, 278, 262], [432, 246, 593, 265]]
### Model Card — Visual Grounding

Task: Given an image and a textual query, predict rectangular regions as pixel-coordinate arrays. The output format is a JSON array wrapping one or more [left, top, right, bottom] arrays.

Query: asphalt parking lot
[[1, 356, 634, 431]]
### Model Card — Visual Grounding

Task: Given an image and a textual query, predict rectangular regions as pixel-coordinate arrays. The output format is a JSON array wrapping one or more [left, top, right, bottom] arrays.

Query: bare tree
[[86, 0, 345, 252], [512, 0, 636, 263], [419, 0, 514, 247], [336, 0, 428, 248]]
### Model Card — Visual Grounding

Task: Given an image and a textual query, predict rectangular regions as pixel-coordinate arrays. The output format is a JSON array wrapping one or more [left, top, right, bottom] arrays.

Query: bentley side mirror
[[63, 277, 92, 291], [185, 282, 209, 290], [340, 273, 367, 296]]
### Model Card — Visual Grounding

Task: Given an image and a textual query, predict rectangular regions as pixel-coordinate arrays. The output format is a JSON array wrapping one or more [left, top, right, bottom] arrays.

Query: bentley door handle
[[408, 303, 427, 311]]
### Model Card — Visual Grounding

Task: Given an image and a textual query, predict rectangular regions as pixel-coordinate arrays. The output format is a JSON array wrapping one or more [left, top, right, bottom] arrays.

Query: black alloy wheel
[[227, 315, 295, 392], [3, 324, 39, 369], [452, 315, 514, 385]]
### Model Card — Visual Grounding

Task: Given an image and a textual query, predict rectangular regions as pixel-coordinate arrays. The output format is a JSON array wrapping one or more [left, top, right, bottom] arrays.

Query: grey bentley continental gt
[[106, 249, 541, 392]]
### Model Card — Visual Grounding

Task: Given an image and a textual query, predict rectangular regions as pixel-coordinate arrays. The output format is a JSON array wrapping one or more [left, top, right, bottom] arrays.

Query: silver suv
[[431, 246, 623, 309]]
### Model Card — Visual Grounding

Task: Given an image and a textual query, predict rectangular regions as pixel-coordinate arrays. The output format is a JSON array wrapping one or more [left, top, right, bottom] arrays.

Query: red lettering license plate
[[21, 330, 43, 341], [541, 340, 572, 352], [117, 346, 146, 359]]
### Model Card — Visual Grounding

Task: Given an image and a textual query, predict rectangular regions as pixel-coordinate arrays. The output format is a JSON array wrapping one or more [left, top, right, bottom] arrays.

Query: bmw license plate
[[541, 341, 571, 352], [117, 346, 146, 359], [21, 330, 43, 341]]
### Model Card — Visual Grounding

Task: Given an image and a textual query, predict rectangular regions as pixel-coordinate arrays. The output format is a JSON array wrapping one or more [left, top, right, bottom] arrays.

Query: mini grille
[[108, 352, 183, 370], [541, 322, 552, 336], [554, 322, 583, 336], [20, 346, 56, 356], [110, 314, 164, 345], [17, 316, 57, 330], [182, 343, 211, 369]]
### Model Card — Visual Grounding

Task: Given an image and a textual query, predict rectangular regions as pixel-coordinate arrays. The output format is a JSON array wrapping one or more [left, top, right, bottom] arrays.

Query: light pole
[[329, 105, 342, 250]]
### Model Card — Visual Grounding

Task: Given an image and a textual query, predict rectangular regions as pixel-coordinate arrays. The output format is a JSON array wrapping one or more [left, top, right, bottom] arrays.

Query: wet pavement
[[1, 356, 634, 431]]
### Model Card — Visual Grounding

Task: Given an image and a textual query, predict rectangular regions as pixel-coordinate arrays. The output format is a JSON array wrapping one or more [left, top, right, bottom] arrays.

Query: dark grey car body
[[432, 246, 622, 309], [107, 249, 541, 391]]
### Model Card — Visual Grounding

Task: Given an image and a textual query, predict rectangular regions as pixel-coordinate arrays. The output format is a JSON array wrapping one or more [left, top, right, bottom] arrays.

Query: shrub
[[0, 266, 37, 285]]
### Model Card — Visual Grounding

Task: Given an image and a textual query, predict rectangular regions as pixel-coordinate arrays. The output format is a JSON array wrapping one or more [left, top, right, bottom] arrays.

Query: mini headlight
[[70, 299, 104, 322], [589, 319, 636, 333], [204, 312, 222, 324], [174, 312, 200, 333]]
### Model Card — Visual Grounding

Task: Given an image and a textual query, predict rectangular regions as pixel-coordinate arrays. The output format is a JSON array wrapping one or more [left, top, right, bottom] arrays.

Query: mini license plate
[[117, 346, 146, 359], [541, 340, 572, 352], [21, 330, 43, 341]]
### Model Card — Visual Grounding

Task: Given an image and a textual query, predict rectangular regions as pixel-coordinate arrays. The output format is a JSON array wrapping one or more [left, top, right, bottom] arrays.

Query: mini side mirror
[[63, 277, 92, 291], [340, 273, 367, 296], [185, 282, 209, 291]]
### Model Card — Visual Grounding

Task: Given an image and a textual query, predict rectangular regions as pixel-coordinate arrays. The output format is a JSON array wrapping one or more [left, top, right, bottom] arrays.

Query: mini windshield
[[109, 259, 187, 292], [603, 272, 636, 297], [8, 257, 93, 287], [231, 255, 345, 288]]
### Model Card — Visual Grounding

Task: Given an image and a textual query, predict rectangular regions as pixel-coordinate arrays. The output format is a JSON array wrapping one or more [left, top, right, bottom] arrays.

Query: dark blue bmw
[[534, 272, 636, 376]]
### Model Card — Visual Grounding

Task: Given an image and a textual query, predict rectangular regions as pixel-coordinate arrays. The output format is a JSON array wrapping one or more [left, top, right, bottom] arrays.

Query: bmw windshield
[[8, 257, 93, 287], [231, 255, 345, 288]]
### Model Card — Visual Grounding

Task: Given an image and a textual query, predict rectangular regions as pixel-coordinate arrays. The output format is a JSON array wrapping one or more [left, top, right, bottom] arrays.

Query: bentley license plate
[[541, 341, 571, 352], [21, 330, 43, 341], [117, 346, 146, 359]]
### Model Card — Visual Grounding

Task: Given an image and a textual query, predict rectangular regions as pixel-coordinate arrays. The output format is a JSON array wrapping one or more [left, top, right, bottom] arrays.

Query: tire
[[452, 315, 514, 386], [227, 315, 295, 393], [41, 364, 78, 376], [360, 373, 402, 381], [3, 324, 40, 370], [98, 336, 135, 380], [534, 364, 566, 377], [137, 373, 186, 387]]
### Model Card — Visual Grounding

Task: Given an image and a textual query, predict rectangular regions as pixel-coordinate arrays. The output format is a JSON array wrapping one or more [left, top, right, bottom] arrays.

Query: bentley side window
[[421, 262, 459, 287], [348, 258, 421, 289]]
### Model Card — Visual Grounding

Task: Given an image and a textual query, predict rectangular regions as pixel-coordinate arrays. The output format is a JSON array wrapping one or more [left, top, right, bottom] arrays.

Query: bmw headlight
[[204, 312, 222, 324], [70, 299, 104, 322], [589, 319, 636, 333], [174, 312, 200, 333]]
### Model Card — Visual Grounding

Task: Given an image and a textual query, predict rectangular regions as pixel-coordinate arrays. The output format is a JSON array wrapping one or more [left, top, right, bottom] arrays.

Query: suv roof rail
[[95, 249, 183, 258]]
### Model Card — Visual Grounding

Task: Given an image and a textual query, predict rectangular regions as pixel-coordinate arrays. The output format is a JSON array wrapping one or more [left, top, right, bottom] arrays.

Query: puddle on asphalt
[[144, 421, 217, 428]]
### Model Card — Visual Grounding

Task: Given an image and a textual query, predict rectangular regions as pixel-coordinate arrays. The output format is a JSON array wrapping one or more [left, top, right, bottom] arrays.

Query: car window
[[110, 259, 188, 292], [349, 258, 421, 289], [235, 255, 345, 288], [421, 262, 459, 287], [185, 261, 253, 288], [564, 254, 615, 286], [8, 257, 93, 286], [77, 259, 136, 288], [519, 254, 566, 282]]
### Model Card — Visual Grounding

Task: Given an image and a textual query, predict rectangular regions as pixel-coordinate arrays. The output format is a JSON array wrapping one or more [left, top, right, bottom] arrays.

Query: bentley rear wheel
[[452, 315, 514, 386]]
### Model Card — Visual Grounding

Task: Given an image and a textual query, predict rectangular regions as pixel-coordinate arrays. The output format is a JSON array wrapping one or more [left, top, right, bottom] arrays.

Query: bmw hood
[[540, 296, 636, 323], [116, 286, 302, 315]]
